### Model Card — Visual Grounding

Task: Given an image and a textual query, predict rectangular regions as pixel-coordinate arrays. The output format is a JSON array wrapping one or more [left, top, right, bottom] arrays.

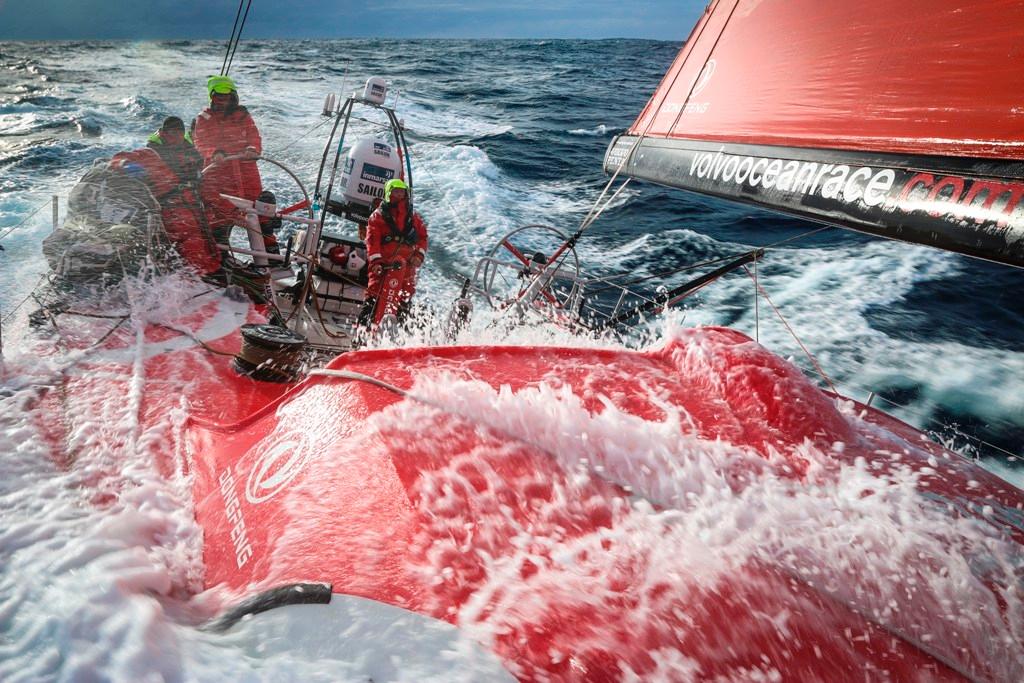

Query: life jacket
[[378, 201, 419, 246], [145, 132, 202, 204]]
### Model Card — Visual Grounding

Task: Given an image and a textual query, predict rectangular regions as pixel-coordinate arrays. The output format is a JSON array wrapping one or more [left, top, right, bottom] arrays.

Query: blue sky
[[0, 1, 705, 40]]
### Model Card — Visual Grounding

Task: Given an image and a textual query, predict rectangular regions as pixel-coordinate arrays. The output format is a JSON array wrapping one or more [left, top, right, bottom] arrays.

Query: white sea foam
[[568, 123, 608, 136], [401, 101, 514, 139], [367, 362, 1024, 679]]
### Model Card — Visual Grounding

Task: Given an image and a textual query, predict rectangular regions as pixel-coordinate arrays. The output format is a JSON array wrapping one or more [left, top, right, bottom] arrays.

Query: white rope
[[742, 264, 838, 395], [307, 368, 410, 396]]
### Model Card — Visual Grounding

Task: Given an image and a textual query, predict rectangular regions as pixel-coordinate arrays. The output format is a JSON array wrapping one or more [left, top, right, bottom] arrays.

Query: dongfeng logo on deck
[[691, 59, 716, 97], [244, 432, 313, 504]]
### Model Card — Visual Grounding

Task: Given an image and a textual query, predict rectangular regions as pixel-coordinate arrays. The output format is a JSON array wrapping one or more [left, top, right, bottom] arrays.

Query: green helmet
[[207, 75, 237, 98], [384, 178, 409, 202]]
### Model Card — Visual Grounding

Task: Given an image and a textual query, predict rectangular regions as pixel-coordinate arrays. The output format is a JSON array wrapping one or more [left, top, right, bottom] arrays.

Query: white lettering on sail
[[864, 170, 895, 207], [662, 101, 710, 115], [689, 151, 894, 210], [685, 149, 1024, 229]]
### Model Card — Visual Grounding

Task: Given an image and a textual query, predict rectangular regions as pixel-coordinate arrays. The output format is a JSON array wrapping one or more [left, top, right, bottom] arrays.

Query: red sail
[[607, 0, 1024, 267]]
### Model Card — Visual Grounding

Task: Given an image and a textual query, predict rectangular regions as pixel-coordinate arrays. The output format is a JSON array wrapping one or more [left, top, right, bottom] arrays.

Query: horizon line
[[0, 36, 680, 42]]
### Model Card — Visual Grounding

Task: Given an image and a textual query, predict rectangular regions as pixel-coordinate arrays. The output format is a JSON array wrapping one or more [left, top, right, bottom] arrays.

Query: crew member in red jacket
[[359, 178, 428, 325], [192, 75, 262, 242], [111, 116, 220, 274]]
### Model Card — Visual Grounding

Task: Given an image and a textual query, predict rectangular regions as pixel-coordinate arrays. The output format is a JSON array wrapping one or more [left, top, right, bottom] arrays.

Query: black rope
[[218, 0, 251, 76], [220, 0, 246, 76], [153, 322, 235, 358], [225, 1, 252, 76]]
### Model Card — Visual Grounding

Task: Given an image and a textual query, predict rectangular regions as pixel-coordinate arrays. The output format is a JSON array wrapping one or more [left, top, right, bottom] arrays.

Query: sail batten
[[608, 0, 1024, 266]]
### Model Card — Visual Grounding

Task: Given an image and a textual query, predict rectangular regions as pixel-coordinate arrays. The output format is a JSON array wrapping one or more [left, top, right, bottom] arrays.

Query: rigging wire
[[552, 0, 732, 258], [665, 0, 742, 136], [269, 118, 333, 155], [733, 258, 1018, 464], [0, 197, 55, 245], [753, 254, 759, 342], [221, 0, 253, 77], [845, 388, 1021, 461], [225, 0, 253, 76], [585, 224, 835, 301], [733, 229, 1021, 462], [220, 0, 246, 76], [742, 263, 839, 395], [529, 0, 750, 309], [1, 274, 48, 326], [586, 251, 740, 295]]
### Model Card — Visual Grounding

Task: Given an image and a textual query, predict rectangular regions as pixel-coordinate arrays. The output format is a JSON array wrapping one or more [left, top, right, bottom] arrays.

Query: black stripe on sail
[[605, 135, 1024, 269]]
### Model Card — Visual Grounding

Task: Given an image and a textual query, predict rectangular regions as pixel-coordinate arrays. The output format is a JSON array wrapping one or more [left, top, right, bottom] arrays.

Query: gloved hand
[[409, 253, 424, 268], [120, 162, 146, 179], [369, 264, 383, 276], [243, 146, 260, 160]]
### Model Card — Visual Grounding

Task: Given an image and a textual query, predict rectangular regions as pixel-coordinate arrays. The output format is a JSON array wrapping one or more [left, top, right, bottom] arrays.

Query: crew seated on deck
[[110, 116, 220, 275], [358, 179, 428, 326]]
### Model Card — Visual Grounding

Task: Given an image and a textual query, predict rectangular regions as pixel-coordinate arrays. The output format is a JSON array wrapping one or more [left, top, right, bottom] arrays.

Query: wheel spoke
[[483, 225, 581, 317], [501, 239, 531, 266]]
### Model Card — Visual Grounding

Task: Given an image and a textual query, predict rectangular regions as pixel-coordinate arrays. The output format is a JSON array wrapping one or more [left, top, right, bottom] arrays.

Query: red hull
[[172, 317, 1023, 680]]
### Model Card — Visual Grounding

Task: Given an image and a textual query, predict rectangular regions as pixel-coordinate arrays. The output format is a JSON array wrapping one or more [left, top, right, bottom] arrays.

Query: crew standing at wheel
[[192, 75, 263, 243], [360, 179, 428, 325]]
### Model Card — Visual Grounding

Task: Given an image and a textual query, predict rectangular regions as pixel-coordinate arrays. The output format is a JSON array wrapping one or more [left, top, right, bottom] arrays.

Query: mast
[[606, 0, 1024, 268]]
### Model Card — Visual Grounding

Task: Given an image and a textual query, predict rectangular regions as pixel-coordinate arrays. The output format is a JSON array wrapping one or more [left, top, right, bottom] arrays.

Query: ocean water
[[1, 39, 1022, 681]]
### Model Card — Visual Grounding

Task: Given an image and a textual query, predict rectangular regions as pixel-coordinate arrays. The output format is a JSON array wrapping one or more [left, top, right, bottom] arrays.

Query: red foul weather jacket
[[111, 140, 220, 274], [364, 199, 428, 299], [192, 105, 263, 228]]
